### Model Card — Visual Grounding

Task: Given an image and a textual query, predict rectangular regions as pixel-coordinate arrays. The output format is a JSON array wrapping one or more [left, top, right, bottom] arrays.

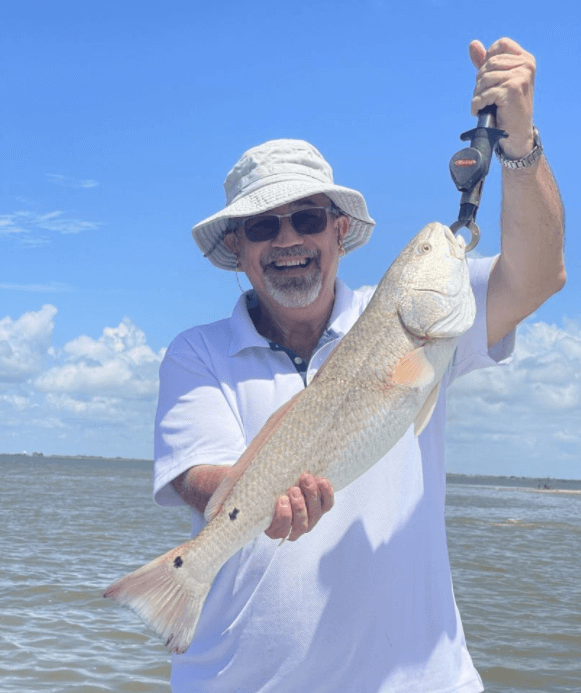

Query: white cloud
[[46, 174, 99, 189], [35, 318, 165, 399], [0, 305, 57, 383], [0, 282, 72, 292], [18, 236, 51, 248], [0, 210, 100, 245], [447, 317, 581, 476], [0, 310, 166, 457], [0, 394, 31, 412], [0, 304, 579, 472]]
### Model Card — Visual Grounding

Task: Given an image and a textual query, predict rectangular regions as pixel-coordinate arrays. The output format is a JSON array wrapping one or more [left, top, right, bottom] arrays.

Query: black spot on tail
[[173, 556, 183, 568], [229, 508, 239, 520]]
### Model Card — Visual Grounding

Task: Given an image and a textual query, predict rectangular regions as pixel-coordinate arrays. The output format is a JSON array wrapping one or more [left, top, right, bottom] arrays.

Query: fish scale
[[104, 221, 476, 653]]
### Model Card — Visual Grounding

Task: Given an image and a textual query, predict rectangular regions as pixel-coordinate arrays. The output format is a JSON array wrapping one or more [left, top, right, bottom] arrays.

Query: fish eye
[[415, 242, 432, 255]]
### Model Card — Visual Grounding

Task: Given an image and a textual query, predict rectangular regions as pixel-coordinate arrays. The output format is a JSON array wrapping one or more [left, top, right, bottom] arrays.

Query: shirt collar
[[227, 278, 356, 357], [326, 278, 356, 337]]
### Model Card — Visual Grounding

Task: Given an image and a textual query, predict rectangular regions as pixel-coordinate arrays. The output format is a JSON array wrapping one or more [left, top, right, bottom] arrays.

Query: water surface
[[1, 455, 579, 692]]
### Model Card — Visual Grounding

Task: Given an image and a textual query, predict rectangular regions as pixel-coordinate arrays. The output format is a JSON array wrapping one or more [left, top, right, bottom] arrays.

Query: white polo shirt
[[154, 256, 514, 693]]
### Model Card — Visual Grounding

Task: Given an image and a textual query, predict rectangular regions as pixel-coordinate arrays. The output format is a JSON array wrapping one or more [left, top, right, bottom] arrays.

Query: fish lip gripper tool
[[449, 104, 508, 251]]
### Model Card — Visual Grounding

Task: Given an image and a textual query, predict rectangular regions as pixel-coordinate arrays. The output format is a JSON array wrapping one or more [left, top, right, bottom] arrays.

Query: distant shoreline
[[2, 453, 580, 490], [447, 472, 581, 491], [0, 452, 151, 468]]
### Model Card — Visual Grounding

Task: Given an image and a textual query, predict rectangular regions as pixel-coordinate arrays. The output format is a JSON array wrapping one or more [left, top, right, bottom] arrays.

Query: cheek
[[321, 240, 340, 269], [239, 246, 267, 282]]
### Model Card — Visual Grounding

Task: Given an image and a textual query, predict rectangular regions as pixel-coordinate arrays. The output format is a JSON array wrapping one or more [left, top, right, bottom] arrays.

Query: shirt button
[[294, 357, 303, 364]]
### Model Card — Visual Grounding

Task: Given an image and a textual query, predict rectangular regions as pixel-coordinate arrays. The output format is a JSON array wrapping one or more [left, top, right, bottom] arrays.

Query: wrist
[[496, 127, 543, 169], [498, 135, 535, 159]]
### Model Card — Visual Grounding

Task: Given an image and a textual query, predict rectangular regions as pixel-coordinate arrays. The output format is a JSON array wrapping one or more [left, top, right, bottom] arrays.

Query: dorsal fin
[[204, 390, 303, 522]]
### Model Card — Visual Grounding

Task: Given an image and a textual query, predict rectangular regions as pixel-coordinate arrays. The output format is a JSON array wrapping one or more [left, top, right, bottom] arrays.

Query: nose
[[272, 215, 304, 247]]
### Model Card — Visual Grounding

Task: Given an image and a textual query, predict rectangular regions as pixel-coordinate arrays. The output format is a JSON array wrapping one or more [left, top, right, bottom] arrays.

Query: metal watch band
[[495, 127, 543, 169]]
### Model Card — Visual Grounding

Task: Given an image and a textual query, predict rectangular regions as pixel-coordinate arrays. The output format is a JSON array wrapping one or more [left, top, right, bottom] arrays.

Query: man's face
[[225, 193, 348, 310]]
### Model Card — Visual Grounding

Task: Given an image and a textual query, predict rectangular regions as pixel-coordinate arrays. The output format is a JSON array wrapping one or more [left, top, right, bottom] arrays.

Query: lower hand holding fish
[[265, 474, 335, 542]]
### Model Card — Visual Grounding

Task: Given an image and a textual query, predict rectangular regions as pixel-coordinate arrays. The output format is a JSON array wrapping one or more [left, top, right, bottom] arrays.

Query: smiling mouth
[[269, 257, 313, 271]]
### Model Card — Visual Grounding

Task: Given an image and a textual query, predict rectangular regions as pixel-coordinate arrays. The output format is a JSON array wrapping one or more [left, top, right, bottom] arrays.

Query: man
[[153, 38, 564, 692]]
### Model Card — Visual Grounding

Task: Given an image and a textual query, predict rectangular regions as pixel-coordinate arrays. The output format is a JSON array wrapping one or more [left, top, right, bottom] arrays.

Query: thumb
[[469, 40, 486, 69]]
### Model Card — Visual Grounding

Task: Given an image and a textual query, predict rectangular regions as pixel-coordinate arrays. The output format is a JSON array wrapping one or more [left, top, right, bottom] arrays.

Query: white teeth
[[273, 258, 309, 267]]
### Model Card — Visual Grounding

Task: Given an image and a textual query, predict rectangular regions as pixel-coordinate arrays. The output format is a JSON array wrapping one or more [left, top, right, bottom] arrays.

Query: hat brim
[[192, 179, 375, 271]]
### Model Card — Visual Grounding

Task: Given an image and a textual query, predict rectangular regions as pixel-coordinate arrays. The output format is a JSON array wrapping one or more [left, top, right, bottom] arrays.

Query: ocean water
[[1, 454, 579, 692]]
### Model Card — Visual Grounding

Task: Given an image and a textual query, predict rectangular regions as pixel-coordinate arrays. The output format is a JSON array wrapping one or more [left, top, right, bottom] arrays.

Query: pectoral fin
[[414, 382, 441, 436], [392, 346, 434, 389]]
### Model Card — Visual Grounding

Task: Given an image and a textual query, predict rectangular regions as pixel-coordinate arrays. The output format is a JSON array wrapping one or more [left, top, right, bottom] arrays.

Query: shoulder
[[165, 316, 232, 360]]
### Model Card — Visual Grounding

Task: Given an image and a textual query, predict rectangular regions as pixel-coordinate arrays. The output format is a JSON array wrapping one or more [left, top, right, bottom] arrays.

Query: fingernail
[[280, 497, 289, 507], [291, 488, 302, 500]]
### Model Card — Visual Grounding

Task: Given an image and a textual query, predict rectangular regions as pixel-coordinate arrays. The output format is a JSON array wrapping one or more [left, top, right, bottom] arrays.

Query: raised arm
[[469, 38, 566, 347]]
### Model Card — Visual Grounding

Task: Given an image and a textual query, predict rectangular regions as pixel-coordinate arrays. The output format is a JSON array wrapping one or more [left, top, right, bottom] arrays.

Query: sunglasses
[[239, 206, 339, 243]]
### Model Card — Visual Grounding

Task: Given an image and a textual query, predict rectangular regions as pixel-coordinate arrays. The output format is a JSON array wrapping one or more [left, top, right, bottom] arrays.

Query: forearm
[[171, 465, 231, 515], [499, 156, 566, 306], [486, 155, 566, 346]]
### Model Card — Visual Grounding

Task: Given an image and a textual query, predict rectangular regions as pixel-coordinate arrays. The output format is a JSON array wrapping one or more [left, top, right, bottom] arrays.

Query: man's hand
[[469, 37, 536, 158], [265, 474, 334, 542]]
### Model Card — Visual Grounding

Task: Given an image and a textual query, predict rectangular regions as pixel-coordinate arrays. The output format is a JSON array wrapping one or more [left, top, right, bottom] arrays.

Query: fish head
[[394, 222, 476, 340]]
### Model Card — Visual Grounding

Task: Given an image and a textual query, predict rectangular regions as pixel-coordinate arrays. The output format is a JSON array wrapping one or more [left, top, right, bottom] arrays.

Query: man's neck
[[249, 286, 336, 361]]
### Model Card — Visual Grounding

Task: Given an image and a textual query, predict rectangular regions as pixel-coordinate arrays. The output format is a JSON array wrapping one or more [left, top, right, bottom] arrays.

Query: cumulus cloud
[[0, 305, 57, 382], [0, 310, 166, 457], [447, 317, 581, 476], [0, 304, 579, 471], [35, 318, 165, 399]]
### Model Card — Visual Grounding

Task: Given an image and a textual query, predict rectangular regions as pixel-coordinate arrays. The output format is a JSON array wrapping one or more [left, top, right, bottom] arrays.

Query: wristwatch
[[495, 127, 543, 169]]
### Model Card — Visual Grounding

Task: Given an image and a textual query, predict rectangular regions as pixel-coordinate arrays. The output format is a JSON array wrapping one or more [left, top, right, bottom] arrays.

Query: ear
[[223, 231, 239, 256], [336, 214, 349, 243]]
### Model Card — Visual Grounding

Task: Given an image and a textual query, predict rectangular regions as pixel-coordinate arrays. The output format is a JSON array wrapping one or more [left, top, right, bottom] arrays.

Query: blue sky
[[1, 0, 580, 478]]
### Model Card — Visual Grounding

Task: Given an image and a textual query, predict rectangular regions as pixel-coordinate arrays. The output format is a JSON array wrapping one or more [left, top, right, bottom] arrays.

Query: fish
[[103, 221, 476, 654]]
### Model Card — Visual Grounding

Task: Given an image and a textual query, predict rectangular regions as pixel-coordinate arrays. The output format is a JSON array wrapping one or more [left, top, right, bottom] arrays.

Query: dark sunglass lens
[[245, 216, 279, 242], [291, 208, 327, 235]]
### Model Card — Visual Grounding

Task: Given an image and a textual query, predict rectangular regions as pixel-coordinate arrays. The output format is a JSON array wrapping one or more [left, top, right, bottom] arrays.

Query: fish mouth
[[411, 285, 464, 299], [444, 226, 467, 259], [412, 288, 446, 296]]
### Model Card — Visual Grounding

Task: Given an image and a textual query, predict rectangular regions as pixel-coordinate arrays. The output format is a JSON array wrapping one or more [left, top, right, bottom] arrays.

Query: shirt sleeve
[[445, 254, 515, 386], [153, 344, 245, 509]]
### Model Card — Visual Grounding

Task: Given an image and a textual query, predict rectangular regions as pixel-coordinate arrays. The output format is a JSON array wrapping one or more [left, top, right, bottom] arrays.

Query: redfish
[[104, 222, 476, 653]]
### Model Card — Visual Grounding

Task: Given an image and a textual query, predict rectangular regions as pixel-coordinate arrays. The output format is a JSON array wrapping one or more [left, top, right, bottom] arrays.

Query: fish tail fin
[[103, 544, 216, 654]]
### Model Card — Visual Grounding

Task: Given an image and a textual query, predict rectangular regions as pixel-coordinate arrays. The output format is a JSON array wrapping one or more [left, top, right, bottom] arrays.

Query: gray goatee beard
[[262, 248, 322, 308]]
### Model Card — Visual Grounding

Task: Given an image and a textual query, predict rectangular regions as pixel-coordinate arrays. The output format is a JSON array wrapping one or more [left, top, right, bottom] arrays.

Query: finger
[[471, 87, 507, 116], [473, 69, 513, 98], [485, 37, 526, 59], [287, 486, 309, 542], [299, 474, 323, 530], [478, 53, 529, 74], [264, 495, 292, 540], [317, 477, 335, 514], [469, 39, 486, 70]]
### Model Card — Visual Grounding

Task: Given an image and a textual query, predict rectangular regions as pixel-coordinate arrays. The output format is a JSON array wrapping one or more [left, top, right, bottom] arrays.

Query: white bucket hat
[[192, 139, 376, 271]]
